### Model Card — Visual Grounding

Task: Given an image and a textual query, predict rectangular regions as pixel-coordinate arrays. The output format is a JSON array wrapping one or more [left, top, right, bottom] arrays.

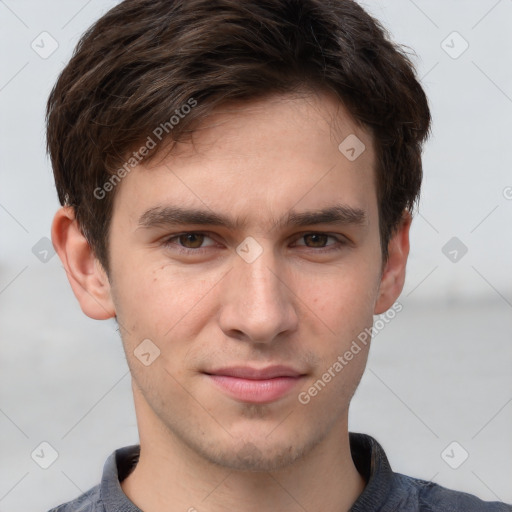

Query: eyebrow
[[137, 203, 368, 231]]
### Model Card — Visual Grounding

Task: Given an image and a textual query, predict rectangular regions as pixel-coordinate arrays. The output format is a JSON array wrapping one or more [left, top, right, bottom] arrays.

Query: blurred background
[[0, 0, 511, 510]]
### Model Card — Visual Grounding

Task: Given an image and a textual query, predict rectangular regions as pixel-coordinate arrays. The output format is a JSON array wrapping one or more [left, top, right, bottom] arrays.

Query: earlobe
[[51, 206, 116, 320], [374, 211, 412, 315]]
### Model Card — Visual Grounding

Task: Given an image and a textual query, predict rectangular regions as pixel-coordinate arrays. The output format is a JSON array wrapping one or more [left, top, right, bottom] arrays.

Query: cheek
[[112, 263, 222, 348], [296, 260, 380, 339]]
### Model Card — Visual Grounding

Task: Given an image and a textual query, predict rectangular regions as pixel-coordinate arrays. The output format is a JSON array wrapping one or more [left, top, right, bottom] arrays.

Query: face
[[105, 92, 386, 471]]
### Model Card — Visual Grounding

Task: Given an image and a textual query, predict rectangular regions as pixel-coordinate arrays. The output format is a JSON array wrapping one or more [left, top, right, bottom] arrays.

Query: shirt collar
[[348, 432, 396, 510], [101, 444, 142, 511]]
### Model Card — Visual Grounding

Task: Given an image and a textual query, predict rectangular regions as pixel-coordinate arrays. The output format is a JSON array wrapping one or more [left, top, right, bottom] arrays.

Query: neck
[[121, 386, 366, 512]]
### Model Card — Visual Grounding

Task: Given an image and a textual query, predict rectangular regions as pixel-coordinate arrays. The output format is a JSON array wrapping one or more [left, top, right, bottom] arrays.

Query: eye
[[293, 233, 347, 252], [162, 232, 217, 252], [160, 231, 348, 256]]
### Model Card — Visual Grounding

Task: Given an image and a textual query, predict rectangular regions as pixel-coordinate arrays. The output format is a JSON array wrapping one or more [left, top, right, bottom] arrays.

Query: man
[[46, 0, 511, 510]]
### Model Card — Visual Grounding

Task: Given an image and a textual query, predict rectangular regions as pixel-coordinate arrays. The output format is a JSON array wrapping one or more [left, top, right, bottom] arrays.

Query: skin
[[52, 91, 411, 512]]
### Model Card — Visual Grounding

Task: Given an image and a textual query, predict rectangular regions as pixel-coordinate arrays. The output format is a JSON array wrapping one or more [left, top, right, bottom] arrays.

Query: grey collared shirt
[[47, 433, 512, 511]]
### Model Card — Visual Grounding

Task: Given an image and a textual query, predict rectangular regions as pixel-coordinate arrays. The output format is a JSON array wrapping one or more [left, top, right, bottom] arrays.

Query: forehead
[[111, 92, 377, 233]]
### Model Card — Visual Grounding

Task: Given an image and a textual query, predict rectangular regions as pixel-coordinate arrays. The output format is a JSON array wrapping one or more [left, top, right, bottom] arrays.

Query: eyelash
[[161, 232, 348, 255]]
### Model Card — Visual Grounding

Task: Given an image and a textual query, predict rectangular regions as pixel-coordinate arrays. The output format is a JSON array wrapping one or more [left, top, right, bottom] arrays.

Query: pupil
[[307, 234, 326, 247], [182, 233, 203, 248]]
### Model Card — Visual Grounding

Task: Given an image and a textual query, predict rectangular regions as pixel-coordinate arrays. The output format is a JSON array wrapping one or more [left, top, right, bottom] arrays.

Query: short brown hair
[[46, 0, 431, 276]]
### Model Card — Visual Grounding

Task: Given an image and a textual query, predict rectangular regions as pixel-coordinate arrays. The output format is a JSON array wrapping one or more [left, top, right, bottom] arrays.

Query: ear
[[51, 206, 116, 320], [374, 210, 412, 315]]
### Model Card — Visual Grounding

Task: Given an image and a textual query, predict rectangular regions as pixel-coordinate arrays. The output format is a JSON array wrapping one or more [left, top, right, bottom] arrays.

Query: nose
[[218, 242, 299, 344]]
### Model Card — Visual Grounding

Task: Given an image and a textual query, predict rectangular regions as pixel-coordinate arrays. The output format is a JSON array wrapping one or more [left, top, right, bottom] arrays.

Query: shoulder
[[348, 432, 511, 512], [46, 444, 140, 512], [392, 473, 512, 512], [46, 483, 102, 512]]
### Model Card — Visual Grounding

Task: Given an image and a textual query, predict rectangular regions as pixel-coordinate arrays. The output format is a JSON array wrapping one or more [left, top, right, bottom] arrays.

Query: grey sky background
[[0, 1, 511, 510]]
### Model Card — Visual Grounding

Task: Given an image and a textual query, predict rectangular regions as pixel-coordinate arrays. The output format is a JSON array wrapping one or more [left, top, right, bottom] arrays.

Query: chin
[[208, 442, 303, 472], [194, 428, 323, 473]]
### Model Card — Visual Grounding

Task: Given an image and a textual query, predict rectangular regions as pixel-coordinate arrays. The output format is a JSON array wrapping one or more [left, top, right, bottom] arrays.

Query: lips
[[206, 365, 304, 380], [204, 365, 306, 403]]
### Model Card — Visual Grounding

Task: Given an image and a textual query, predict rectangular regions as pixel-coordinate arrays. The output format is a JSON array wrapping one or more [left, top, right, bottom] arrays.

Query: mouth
[[203, 365, 307, 404]]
